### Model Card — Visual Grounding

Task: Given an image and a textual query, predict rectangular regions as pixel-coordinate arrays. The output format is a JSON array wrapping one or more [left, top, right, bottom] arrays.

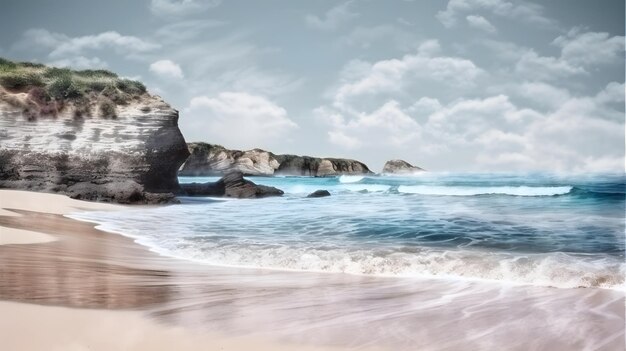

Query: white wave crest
[[167, 244, 625, 290], [339, 175, 365, 183], [397, 185, 573, 196]]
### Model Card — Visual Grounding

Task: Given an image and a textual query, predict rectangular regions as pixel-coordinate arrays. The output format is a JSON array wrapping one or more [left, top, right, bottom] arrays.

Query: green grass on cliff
[[0, 57, 146, 103]]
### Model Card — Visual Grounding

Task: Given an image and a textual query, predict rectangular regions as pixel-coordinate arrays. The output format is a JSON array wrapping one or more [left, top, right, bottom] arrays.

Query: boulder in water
[[181, 171, 283, 198], [307, 189, 331, 198], [382, 159, 424, 174]]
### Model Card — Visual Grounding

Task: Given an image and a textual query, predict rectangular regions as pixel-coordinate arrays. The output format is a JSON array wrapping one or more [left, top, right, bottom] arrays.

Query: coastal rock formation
[[180, 143, 279, 176], [180, 142, 373, 177], [274, 155, 371, 177], [307, 190, 331, 198], [382, 159, 424, 174], [181, 171, 283, 198], [0, 59, 189, 203]]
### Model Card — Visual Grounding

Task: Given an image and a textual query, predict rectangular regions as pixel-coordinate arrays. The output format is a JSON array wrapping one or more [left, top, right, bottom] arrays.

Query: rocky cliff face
[[0, 88, 189, 203], [180, 143, 279, 176], [179, 143, 372, 177], [382, 159, 424, 174]]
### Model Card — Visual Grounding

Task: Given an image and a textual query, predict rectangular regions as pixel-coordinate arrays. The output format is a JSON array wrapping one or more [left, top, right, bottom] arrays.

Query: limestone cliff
[[381, 159, 424, 174], [0, 59, 189, 203], [179, 143, 372, 177]]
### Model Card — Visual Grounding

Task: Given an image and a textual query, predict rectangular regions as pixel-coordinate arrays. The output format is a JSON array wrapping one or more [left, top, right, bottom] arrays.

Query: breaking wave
[[397, 185, 573, 197]]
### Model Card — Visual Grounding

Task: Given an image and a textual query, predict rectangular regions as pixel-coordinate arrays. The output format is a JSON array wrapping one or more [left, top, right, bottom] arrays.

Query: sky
[[1, 0, 624, 172]]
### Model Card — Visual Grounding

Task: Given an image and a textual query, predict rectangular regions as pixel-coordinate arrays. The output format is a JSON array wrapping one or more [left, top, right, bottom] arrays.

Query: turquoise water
[[70, 173, 625, 289]]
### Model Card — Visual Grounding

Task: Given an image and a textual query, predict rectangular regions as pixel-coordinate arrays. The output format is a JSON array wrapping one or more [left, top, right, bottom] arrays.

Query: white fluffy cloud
[[513, 30, 624, 81], [437, 0, 552, 28], [466, 15, 496, 33], [334, 40, 482, 105], [16, 29, 160, 60], [554, 29, 625, 66], [150, 0, 221, 17], [305, 1, 358, 30], [320, 76, 624, 171], [319, 101, 421, 150], [150, 59, 184, 79], [184, 92, 298, 149], [515, 50, 585, 80]]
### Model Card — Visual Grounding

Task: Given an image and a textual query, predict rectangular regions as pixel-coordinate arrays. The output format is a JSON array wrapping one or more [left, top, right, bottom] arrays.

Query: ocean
[[69, 172, 625, 290]]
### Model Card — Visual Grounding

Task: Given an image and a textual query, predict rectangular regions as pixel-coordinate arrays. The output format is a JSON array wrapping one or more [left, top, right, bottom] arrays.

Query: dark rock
[[180, 142, 373, 177], [307, 189, 331, 198], [181, 171, 283, 199], [382, 159, 424, 174], [0, 88, 189, 204], [274, 155, 371, 177]]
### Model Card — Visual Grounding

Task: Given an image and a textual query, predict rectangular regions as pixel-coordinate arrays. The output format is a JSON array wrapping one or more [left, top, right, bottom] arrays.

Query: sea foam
[[397, 185, 573, 196]]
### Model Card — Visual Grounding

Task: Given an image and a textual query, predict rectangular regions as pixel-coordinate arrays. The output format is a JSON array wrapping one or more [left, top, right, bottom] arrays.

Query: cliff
[[381, 159, 424, 174], [0, 58, 189, 203], [179, 143, 372, 177]]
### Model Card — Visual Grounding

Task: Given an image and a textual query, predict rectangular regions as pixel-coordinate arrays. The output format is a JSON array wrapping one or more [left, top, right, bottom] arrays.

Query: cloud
[[515, 50, 586, 80], [437, 0, 553, 28], [553, 29, 625, 66], [213, 66, 303, 97], [319, 100, 420, 150], [466, 15, 496, 33], [513, 81, 571, 109], [334, 40, 482, 105], [318, 81, 624, 172], [184, 92, 298, 149], [150, 0, 221, 17], [305, 1, 359, 31], [16, 29, 159, 58], [513, 29, 624, 81], [150, 59, 184, 79]]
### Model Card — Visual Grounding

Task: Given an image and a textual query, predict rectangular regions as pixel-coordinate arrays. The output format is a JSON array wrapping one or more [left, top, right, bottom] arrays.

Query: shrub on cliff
[[0, 57, 148, 111], [48, 76, 83, 100], [99, 98, 117, 119], [0, 72, 45, 90]]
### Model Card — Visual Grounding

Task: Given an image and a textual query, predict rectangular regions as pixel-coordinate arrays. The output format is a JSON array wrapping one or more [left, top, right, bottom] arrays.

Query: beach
[[0, 188, 624, 350]]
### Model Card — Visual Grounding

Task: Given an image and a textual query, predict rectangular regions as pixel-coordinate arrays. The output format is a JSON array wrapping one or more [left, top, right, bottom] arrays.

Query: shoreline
[[0, 190, 624, 350]]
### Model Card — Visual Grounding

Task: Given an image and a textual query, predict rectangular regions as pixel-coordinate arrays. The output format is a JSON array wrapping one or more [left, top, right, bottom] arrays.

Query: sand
[[0, 189, 623, 350], [0, 301, 366, 351]]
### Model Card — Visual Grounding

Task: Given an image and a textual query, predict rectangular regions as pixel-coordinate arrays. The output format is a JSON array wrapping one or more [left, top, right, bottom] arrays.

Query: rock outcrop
[[181, 171, 283, 198], [0, 59, 189, 203], [274, 154, 371, 177], [307, 190, 331, 198], [179, 143, 372, 177], [381, 159, 424, 174], [179, 143, 279, 176]]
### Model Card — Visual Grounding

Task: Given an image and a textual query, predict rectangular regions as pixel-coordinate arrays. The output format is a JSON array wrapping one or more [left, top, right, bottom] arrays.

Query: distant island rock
[[181, 171, 283, 198], [0, 58, 189, 203], [382, 159, 424, 174], [180, 143, 373, 177]]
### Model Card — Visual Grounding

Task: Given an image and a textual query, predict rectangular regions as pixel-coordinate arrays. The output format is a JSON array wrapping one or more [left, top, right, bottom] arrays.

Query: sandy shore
[[0, 189, 624, 350]]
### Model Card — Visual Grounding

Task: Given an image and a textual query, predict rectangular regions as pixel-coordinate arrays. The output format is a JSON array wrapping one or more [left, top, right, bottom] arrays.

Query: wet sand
[[0, 190, 624, 350]]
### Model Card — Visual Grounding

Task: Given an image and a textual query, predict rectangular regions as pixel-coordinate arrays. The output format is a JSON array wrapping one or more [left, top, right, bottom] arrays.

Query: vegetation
[[0, 57, 148, 116], [99, 97, 117, 118]]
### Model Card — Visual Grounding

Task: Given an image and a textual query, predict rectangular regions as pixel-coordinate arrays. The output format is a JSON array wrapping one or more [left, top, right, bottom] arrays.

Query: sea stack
[[382, 159, 424, 174], [0, 59, 189, 203]]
